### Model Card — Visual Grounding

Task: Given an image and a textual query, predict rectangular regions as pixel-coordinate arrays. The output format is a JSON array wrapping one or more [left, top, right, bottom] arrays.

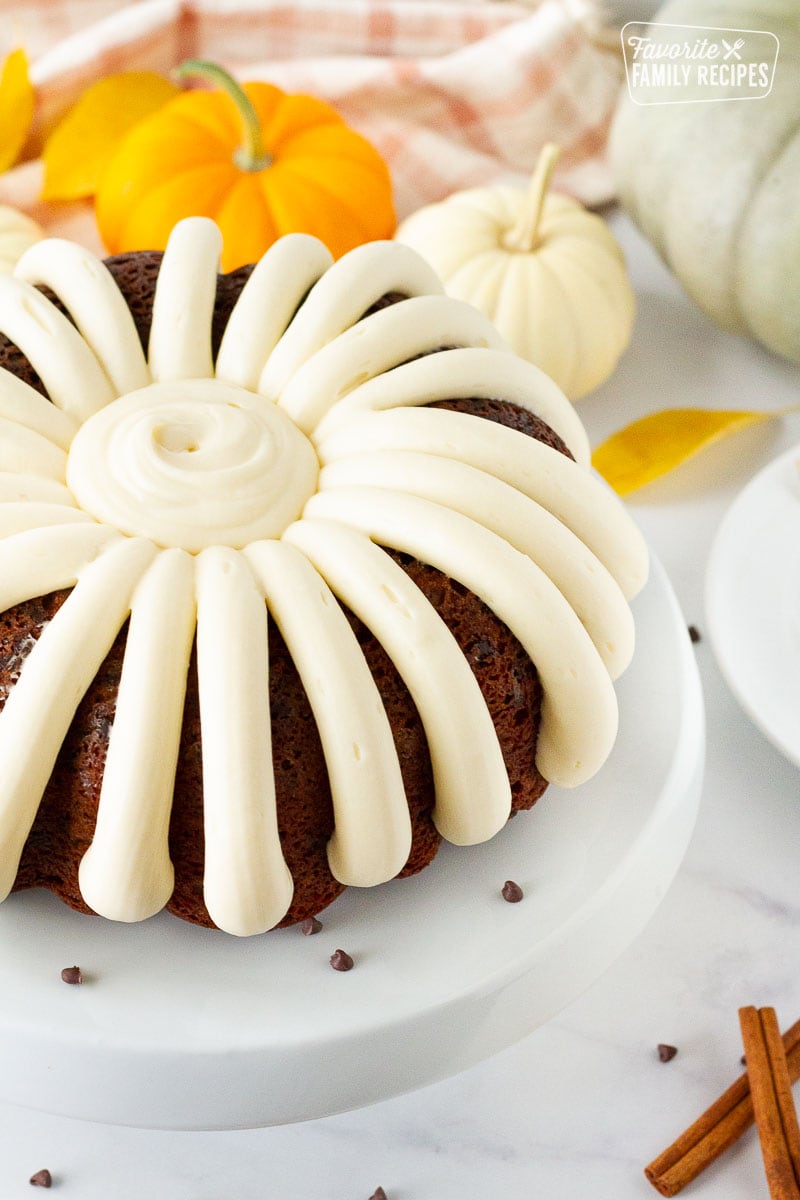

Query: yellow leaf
[[41, 71, 179, 201], [0, 48, 34, 174], [592, 408, 773, 496]]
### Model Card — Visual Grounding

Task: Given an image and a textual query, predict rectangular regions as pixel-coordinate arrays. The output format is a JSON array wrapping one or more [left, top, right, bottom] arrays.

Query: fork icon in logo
[[722, 37, 745, 59]]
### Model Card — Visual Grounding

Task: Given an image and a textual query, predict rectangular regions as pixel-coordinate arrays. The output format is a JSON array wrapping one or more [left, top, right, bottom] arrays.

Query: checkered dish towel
[[1, 0, 623, 253]]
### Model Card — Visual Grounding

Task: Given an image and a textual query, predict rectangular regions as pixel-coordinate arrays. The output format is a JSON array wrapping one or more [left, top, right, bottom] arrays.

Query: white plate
[[706, 443, 800, 768], [0, 553, 703, 1131]]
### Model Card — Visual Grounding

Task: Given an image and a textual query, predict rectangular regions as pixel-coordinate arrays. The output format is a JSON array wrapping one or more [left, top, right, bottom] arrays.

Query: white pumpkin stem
[[503, 143, 561, 253]]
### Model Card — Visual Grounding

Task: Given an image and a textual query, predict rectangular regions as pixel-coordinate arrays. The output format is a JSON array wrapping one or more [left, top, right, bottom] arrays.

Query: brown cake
[[0, 218, 648, 935]]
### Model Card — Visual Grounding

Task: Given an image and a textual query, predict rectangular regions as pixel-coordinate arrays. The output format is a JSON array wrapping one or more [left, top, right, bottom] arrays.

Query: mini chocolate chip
[[330, 949, 354, 972], [301, 917, 322, 936], [501, 880, 524, 903], [60, 966, 82, 985], [688, 625, 701, 644], [657, 1043, 678, 1062], [469, 636, 495, 664], [369, 1189, 388, 1200], [29, 1169, 52, 1188]]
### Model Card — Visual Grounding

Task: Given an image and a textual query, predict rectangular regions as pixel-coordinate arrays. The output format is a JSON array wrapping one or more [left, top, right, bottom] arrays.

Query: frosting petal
[[314, 346, 591, 467], [277, 294, 507, 434], [0, 473, 76, 505], [303, 485, 619, 788], [149, 218, 222, 383], [246, 538, 412, 887], [0, 417, 68, 480], [195, 545, 293, 936], [257, 239, 443, 401], [0, 367, 78, 449], [216, 233, 333, 391], [0, 275, 115, 420], [79, 548, 196, 923], [16, 239, 150, 397], [0, 503, 93, 539], [0, 536, 156, 901], [0, 522, 123, 612], [285, 517, 512, 844], [315, 406, 649, 600], [318, 451, 634, 679]]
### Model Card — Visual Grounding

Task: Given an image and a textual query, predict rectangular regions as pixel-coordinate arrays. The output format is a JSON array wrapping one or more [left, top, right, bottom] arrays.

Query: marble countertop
[[3, 213, 800, 1199]]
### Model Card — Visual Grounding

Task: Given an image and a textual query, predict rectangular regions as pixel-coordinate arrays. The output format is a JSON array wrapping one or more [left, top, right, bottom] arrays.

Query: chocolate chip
[[330, 949, 354, 972], [60, 966, 82, 985], [301, 917, 322, 936], [657, 1043, 678, 1062], [688, 625, 701, 644], [29, 1169, 52, 1188], [501, 880, 524, 903], [369, 1189, 388, 1200]]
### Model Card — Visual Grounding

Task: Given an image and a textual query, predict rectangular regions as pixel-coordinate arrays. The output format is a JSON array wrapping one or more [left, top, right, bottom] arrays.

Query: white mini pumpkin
[[395, 145, 636, 400], [0, 205, 43, 274]]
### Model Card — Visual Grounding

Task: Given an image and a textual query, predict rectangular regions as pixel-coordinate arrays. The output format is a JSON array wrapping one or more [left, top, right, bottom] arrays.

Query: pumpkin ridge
[[260, 181, 368, 254], [162, 89, 250, 151], [213, 175, 277, 272], [732, 112, 800, 334], [258, 161, 393, 252], [514, 252, 580, 397], [117, 163, 239, 250], [249, 86, 347, 153]]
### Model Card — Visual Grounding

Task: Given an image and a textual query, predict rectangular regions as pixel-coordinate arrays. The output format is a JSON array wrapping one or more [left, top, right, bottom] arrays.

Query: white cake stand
[[0, 552, 703, 1130]]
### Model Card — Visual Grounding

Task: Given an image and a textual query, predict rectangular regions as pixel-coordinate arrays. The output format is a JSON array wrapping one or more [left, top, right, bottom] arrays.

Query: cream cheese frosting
[[0, 216, 648, 935]]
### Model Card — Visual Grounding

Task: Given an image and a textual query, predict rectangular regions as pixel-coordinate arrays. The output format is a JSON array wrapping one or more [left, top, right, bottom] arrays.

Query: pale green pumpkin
[[610, 0, 800, 362]]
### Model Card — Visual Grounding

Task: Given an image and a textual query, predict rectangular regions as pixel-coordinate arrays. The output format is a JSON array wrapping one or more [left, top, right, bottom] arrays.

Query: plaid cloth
[[0, 0, 623, 251]]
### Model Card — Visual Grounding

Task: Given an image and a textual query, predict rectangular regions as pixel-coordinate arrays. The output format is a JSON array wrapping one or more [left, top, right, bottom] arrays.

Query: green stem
[[174, 59, 272, 172], [502, 143, 561, 253]]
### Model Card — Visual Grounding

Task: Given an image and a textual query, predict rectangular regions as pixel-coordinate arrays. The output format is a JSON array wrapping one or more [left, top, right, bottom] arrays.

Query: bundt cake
[[0, 217, 648, 936]]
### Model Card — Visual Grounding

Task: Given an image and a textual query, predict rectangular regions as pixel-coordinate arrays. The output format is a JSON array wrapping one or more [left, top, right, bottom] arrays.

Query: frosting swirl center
[[66, 379, 320, 552]]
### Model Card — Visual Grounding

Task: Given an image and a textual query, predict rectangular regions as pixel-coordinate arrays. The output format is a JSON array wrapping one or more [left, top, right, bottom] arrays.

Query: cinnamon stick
[[739, 1007, 800, 1200], [645, 1015, 800, 1196]]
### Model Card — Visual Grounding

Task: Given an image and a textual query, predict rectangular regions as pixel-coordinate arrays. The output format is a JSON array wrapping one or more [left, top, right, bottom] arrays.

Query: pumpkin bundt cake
[[0, 218, 647, 935]]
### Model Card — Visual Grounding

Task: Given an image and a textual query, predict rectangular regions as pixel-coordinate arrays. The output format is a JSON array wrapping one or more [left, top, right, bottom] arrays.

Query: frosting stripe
[[315, 406, 649, 601], [0, 504, 93, 539], [257, 240, 443, 402], [216, 234, 333, 391], [195, 546, 293, 936], [318, 451, 634, 680], [0, 367, 78, 449], [275, 294, 507, 434], [245, 539, 412, 887], [0, 536, 157, 902], [284, 518, 512, 845], [314, 347, 591, 467], [149, 218, 222, 383], [303, 486, 619, 788], [15, 239, 150, 397], [0, 523, 122, 614], [0, 275, 115, 421], [78, 548, 196, 923], [0, 417, 68, 481], [0, 473, 76, 506]]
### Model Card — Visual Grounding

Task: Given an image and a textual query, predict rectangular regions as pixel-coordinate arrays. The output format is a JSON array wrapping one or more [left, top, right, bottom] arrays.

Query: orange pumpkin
[[95, 61, 396, 271]]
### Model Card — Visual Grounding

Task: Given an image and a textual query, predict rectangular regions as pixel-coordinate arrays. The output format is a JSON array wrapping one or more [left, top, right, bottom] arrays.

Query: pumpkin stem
[[503, 143, 561, 253], [174, 59, 273, 172]]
